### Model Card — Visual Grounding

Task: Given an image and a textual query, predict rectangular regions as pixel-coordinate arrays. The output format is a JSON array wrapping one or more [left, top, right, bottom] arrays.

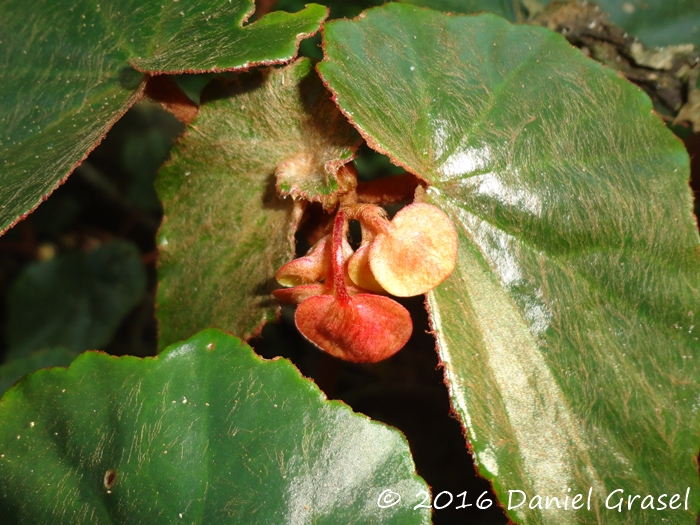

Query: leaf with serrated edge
[[0, 0, 326, 236], [0, 348, 77, 397], [319, 5, 700, 524], [157, 58, 358, 349], [0, 329, 429, 524]]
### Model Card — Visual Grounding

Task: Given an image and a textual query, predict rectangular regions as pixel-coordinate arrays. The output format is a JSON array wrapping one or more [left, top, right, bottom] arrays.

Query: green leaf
[[319, 5, 700, 524], [0, 329, 429, 524], [0, 348, 77, 397], [172, 74, 218, 105], [121, 101, 186, 213], [7, 240, 146, 359], [401, 0, 517, 19], [556, 0, 700, 48], [276, 0, 389, 22], [156, 58, 359, 349], [0, 0, 327, 237]]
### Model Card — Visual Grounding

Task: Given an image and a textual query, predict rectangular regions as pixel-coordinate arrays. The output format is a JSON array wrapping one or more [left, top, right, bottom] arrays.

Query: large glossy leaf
[[319, 5, 700, 524], [156, 58, 359, 349], [0, 329, 429, 524], [0, 0, 326, 237], [6, 240, 146, 359]]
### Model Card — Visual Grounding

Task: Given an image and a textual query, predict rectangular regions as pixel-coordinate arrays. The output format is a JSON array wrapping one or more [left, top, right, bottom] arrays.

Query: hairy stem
[[331, 209, 350, 304]]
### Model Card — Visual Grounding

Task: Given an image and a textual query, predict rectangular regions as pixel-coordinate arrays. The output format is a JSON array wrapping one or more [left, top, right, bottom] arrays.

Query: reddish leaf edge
[[423, 296, 513, 524], [315, 4, 441, 187], [0, 85, 146, 239], [0, 327, 427, 493], [1, 4, 329, 239], [0, 329, 313, 404], [315, 4, 690, 194], [315, 6, 699, 521], [243, 200, 306, 342], [130, 6, 330, 75]]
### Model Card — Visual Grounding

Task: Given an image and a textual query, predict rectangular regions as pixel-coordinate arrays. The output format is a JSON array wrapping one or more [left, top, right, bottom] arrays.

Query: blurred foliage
[[6, 241, 147, 360], [0, 347, 77, 396], [548, 0, 700, 48], [0, 101, 183, 363]]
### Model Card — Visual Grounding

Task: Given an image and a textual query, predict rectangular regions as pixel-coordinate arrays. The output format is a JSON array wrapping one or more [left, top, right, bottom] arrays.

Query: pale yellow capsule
[[347, 243, 386, 293], [369, 203, 457, 297]]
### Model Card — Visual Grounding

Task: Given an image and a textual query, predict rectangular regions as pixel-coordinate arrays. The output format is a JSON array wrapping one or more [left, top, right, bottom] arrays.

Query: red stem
[[332, 210, 350, 304]]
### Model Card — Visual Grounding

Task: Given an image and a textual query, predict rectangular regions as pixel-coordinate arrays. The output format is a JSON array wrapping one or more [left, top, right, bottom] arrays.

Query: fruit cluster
[[274, 202, 458, 363]]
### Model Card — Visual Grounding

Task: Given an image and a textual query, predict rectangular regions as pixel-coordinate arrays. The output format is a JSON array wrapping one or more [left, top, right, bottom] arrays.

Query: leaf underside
[[0, 0, 326, 236], [0, 329, 429, 524], [156, 58, 359, 349], [319, 5, 700, 524]]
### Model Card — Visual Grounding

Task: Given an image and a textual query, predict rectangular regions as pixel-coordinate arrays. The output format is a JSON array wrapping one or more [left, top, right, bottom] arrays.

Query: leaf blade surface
[[319, 5, 700, 524], [156, 58, 359, 348], [0, 0, 326, 235], [0, 329, 429, 524]]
